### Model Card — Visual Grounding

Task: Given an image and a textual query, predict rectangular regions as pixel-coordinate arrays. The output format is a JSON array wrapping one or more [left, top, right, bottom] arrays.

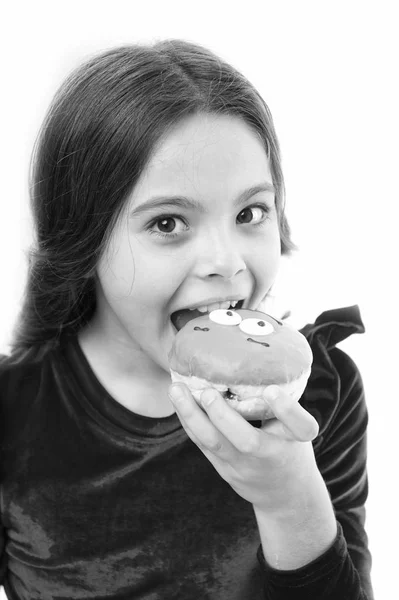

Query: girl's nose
[[197, 231, 247, 280]]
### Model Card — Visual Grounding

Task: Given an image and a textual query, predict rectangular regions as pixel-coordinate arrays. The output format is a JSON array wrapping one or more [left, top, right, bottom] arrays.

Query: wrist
[[253, 469, 338, 570], [253, 442, 321, 515], [253, 466, 333, 522]]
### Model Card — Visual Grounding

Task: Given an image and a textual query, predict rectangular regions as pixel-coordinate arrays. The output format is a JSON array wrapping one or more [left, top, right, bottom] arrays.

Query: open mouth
[[171, 299, 245, 332]]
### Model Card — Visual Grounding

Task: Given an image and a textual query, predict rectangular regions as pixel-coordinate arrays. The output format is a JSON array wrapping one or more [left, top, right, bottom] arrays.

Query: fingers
[[200, 388, 262, 454], [168, 383, 233, 458], [168, 382, 319, 459], [262, 385, 319, 442], [168, 383, 261, 457]]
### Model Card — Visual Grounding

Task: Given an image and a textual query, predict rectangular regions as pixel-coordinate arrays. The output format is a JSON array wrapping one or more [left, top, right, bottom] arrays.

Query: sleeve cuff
[[257, 520, 348, 586]]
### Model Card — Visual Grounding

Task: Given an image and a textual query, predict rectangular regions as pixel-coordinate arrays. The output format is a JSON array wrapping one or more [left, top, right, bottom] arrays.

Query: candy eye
[[239, 318, 274, 336], [209, 309, 242, 326]]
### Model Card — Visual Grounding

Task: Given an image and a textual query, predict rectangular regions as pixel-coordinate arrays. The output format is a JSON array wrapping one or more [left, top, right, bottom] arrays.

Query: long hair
[[7, 39, 298, 365]]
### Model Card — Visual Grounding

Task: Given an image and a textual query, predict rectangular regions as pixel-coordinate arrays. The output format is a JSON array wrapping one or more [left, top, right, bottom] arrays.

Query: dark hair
[[7, 38, 298, 365]]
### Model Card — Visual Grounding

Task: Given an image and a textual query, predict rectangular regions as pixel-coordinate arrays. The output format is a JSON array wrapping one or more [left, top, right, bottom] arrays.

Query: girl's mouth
[[170, 299, 245, 332]]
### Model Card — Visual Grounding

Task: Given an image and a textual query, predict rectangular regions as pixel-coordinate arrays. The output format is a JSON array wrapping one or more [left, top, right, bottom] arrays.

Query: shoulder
[[299, 304, 365, 350], [0, 352, 51, 456], [0, 352, 45, 412], [299, 305, 367, 448]]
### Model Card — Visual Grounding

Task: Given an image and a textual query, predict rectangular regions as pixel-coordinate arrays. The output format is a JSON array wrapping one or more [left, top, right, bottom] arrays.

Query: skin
[[169, 384, 320, 511], [79, 112, 282, 416], [80, 111, 333, 560], [168, 382, 338, 571]]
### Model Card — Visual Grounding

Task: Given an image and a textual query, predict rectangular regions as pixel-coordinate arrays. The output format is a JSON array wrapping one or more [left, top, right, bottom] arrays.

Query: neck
[[77, 320, 175, 418]]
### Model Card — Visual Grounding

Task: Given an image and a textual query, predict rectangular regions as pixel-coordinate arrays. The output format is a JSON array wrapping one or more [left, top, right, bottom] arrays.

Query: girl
[[0, 39, 373, 599]]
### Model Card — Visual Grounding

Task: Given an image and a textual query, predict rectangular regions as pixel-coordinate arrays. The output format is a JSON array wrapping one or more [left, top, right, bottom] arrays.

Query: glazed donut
[[168, 308, 313, 421]]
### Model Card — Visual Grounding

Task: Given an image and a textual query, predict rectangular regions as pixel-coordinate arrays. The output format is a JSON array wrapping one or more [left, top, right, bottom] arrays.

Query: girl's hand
[[168, 383, 320, 512]]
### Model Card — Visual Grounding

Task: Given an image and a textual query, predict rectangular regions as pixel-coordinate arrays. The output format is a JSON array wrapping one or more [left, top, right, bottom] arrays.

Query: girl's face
[[92, 113, 281, 377]]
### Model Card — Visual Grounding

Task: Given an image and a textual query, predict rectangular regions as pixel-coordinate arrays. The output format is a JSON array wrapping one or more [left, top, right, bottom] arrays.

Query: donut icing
[[168, 308, 313, 386]]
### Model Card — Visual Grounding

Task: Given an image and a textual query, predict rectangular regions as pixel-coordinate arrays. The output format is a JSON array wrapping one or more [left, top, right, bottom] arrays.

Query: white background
[[1, 1, 397, 598]]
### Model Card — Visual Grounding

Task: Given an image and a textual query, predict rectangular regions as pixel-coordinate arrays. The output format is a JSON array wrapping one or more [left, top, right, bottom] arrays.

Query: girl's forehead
[[149, 113, 266, 164], [133, 117, 271, 199]]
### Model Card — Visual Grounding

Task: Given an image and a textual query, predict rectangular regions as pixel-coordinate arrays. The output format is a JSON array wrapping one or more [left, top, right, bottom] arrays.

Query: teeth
[[189, 299, 239, 312]]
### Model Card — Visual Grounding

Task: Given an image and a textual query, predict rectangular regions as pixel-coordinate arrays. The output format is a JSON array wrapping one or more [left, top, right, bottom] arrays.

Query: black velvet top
[[0, 305, 374, 599]]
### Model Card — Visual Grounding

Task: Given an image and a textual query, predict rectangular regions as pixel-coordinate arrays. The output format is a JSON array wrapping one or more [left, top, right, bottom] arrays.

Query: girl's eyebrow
[[129, 182, 275, 217]]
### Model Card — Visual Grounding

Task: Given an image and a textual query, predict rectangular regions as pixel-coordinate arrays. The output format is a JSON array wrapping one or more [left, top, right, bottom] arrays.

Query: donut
[[168, 308, 313, 421]]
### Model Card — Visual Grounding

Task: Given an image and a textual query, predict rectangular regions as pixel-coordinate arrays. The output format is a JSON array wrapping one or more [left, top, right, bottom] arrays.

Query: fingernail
[[169, 384, 185, 404], [201, 390, 217, 407]]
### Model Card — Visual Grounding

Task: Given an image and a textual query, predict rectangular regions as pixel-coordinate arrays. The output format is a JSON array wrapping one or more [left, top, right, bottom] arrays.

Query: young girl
[[0, 39, 373, 599]]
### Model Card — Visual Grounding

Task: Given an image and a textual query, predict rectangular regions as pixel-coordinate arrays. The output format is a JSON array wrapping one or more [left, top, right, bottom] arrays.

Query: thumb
[[261, 385, 319, 442]]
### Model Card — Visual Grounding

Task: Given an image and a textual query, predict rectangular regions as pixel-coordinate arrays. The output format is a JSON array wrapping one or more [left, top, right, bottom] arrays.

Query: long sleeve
[[0, 310, 373, 599], [256, 306, 374, 599], [317, 347, 372, 596]]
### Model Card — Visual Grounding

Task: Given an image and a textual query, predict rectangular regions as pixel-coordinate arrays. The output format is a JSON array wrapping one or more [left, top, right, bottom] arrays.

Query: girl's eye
[[147, 216, 188, 239], [146, 204, 271, 240], [236, 205, 268, 226]]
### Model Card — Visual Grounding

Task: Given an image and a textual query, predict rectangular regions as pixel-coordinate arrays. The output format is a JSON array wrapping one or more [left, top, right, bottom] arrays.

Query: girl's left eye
[[146, 204, 271, 240]]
